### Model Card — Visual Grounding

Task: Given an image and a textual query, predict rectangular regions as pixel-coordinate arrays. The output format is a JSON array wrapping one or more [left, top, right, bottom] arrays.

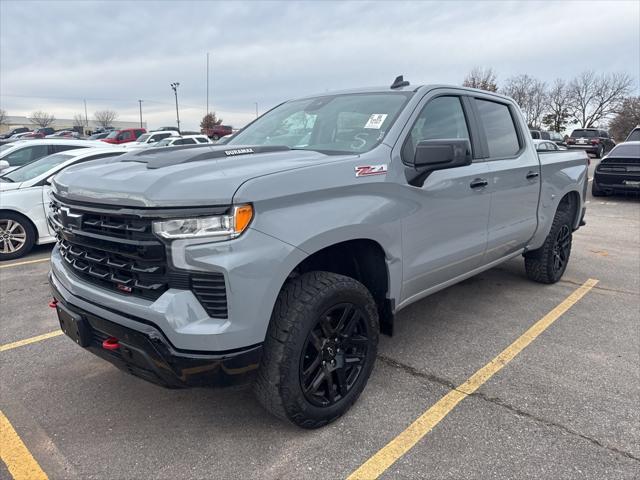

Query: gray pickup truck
[[48, 77, 588, 428]]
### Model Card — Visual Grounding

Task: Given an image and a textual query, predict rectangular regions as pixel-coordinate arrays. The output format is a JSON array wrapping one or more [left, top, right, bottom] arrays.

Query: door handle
[[526, 171, 539, 179], [470, 178, 488, 189]]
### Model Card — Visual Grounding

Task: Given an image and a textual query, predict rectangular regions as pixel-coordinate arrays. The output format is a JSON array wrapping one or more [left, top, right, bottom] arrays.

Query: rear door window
[[5, 144, 50, 166], [51, 144, 87, 154], [181, 138, 196, 144], [475, 99, 521, 158]]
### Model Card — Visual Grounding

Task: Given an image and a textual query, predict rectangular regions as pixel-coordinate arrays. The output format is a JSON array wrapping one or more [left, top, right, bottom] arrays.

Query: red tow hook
[[102, 337, 120, 351], [48, 299, 58, 309]]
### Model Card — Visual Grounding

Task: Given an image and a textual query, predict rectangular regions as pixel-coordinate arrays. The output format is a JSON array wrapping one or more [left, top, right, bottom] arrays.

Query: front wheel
[[524, 207, 573, 284], [0, 213, 36, 261], [253, 271, 379, 429]]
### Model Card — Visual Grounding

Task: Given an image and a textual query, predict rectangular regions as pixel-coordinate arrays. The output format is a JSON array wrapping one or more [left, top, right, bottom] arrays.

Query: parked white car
[[0, 139, 106, 174], [152, 135, 212, 147], [0, 147, 126, 260], [121, 130, 180, 150]]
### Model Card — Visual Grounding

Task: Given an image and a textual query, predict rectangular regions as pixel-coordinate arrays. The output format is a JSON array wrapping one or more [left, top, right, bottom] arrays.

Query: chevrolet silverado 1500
[[48, 77, 588, 428]]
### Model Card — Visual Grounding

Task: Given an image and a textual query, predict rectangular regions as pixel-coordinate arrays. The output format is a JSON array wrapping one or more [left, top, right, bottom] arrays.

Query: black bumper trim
[[50, 277, 262, 389]]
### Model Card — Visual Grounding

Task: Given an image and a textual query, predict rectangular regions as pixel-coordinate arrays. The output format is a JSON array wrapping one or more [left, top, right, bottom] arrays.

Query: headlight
[[152, 204, 253, 241]]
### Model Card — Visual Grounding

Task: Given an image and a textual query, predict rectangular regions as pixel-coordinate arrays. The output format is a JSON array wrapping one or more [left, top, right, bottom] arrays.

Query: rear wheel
[[212, 134, 220, 141], [254, 271, 379, 428], [595, 145, 604, 158], [524, 207, 573, 284], [0, 212, 36, 261]]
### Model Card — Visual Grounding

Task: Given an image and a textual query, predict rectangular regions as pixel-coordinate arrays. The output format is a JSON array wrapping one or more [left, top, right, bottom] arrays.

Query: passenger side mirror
[[45, 174, 56, 185], [0, 160, 9, 172]]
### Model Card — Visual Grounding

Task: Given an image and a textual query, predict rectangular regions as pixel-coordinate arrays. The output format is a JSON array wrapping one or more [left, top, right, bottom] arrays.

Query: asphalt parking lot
[[1, 162, 639, 479]]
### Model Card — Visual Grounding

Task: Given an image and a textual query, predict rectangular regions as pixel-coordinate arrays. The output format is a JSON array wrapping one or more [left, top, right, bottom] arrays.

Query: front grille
[[49, 197, 228, 317]]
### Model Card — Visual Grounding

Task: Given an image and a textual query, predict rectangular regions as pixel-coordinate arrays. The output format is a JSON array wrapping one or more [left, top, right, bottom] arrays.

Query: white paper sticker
[[364, 114, 388, 129]]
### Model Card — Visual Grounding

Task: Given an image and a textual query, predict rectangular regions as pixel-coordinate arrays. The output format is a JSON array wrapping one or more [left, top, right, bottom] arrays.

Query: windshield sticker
[[364, 114, 388, 129], [355, 164, 388, 177]]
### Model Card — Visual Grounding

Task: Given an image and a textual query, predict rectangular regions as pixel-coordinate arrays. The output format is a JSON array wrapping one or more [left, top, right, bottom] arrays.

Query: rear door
[[397, 92, 491, 303], [475, 97, 540, 262]]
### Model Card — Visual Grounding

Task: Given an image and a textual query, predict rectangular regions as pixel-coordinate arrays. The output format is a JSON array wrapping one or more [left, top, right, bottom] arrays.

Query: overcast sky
[[1, 0, 638, 130]]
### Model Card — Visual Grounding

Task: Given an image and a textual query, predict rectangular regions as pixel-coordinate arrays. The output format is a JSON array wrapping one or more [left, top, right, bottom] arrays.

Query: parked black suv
[[0, 127, 30, 140], [566, 128, 615, 158]]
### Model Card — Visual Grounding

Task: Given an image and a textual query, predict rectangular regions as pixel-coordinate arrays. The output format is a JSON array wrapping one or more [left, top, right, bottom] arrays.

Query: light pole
[[138, 100, 143, 128], [254, 102, 259, 118], [170, 82, 181, 132]]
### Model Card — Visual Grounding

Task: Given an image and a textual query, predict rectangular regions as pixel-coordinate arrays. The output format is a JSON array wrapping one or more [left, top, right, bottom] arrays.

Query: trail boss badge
[[355, 164, 388, 177]]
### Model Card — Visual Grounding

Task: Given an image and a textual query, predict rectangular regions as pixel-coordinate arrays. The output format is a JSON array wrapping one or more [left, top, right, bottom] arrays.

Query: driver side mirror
[[45, 174, 56, 185], [0, 160, 9, 172], [407, 139, 472, 187]]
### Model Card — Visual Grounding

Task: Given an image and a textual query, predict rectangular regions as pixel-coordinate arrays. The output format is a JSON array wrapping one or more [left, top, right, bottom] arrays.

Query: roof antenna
[[390, 75, 410, 89]]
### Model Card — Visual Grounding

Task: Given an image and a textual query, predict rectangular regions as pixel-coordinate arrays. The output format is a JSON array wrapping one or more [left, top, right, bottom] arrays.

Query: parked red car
[[101, 128, 146, 144], [201, 124, 233, 140]]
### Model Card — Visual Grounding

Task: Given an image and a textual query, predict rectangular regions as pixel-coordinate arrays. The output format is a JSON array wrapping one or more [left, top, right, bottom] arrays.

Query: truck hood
[[52, 145, 355, 207]]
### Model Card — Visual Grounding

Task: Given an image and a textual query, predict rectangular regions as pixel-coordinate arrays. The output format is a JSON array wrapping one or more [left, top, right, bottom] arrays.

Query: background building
[[0, 115, 146, 134]]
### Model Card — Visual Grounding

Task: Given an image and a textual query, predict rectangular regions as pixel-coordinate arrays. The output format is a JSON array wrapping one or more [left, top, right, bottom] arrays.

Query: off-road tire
[[0, 212, 36, 261], [595, 145, 604, 159], [253, 271, 379, 429], [524, 207, 573, 284]]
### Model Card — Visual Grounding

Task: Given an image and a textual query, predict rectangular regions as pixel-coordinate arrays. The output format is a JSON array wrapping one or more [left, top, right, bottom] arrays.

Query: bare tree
[[94, 110, 118, 128], [29, 111, 56, 128], [608, 96, 640, 141], [567, 71, 633, 127], [73, 114, 86, 128], [542, 79, 571, 133], [463, 67, 498, 92], [502, 74, 547, 128], [0, 108, 6, 126]]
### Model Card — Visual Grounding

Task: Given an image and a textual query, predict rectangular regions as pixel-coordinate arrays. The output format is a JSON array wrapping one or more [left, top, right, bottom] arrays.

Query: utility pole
[[83, 99, 89, 131], [170, 82, 181, 132], [138, 100, 143, 128], [254, 102, 259, 118], [206, 52, 210, 116]]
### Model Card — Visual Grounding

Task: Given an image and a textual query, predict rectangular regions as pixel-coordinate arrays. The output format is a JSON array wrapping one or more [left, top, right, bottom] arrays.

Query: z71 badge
[[355, 164, 388, 177]]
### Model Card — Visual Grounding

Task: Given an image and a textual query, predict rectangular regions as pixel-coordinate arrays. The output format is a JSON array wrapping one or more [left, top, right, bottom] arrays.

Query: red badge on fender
[[355, 164, 388, 177]]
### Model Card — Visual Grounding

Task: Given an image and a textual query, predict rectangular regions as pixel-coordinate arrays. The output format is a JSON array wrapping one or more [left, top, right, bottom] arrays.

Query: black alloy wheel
[[552, 224, 571, 276], [300, 303, 370, 407]]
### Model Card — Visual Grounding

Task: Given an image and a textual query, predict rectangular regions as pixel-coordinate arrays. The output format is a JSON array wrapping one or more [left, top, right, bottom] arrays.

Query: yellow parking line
[[0, 257, 50, 269], [0, 331, 63, 353], [0, 410, 48, 480], [347, 278, 599, 480]]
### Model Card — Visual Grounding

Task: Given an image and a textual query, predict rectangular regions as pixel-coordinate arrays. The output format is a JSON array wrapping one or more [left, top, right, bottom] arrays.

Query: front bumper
[[50, 272, 262, 388]]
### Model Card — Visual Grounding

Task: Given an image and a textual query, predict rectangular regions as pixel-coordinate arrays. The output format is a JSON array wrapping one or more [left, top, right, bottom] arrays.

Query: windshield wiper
[[0, 177, 14, 182]]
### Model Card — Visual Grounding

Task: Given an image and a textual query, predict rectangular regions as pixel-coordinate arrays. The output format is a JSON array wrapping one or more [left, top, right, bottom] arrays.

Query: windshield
[[106, 131, 119, 139], [2, 153, 74, 183], [136, 134, 150, 143], [609, 144, 640, 158], [571, 129, 598, 138], [227, 92, 412, 154], [154, 138, 174, 147], [626, 129, 640, 141]]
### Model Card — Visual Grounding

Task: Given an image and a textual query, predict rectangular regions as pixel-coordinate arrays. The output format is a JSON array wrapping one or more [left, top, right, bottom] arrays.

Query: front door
[[397, 94, 491, 305]]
